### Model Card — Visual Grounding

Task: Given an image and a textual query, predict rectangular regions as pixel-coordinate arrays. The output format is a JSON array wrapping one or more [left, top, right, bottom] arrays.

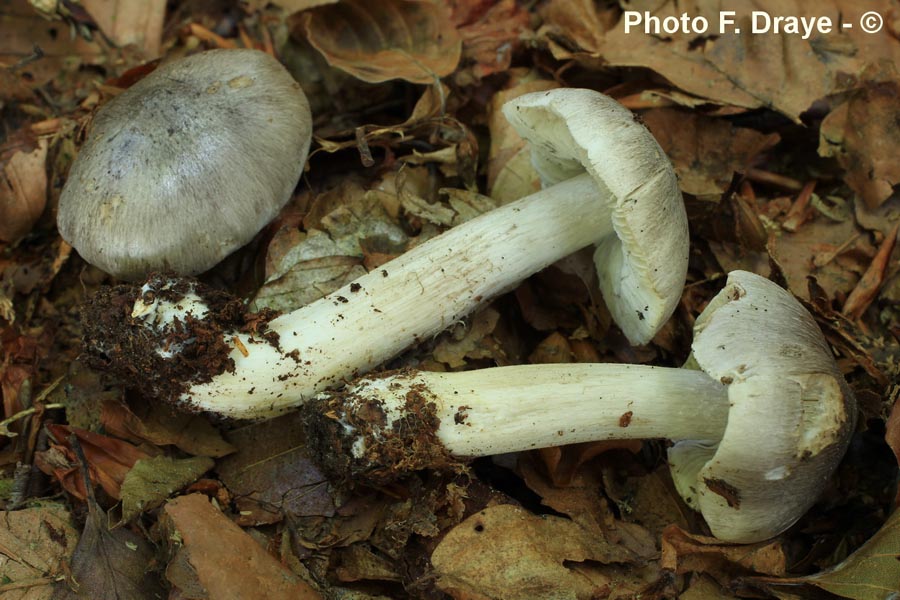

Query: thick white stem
[[339, 364, 729, 458], [184, 173, 613, 417]]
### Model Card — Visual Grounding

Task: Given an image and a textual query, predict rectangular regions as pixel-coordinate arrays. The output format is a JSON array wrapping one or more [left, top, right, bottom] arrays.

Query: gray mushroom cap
[[502, 89, 688, 344], [669, 270, 856, 542], [57, 49, 312, 280]]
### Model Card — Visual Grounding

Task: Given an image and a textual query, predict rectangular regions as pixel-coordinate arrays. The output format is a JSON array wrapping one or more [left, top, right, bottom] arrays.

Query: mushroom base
[[81, 274, 279, 411], [301, 369, 464, 487]]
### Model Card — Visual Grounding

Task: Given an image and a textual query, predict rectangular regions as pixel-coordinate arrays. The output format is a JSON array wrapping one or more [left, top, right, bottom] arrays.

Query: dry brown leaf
[[256, 179, 409, 312], [528, 331, 574, 364], [538, 0, 618, 59], [432, 307, 501, 368], [679, 575, 735, 599], [715, 215, 870, 302], [81, 0, 166, 56], [163, 494, 322, 599], [0, 0, 103, 100], [218, 413, 336, 525], [332, 544, 402, 583], [539, 0, 900, 121], [432, 504, 632, 599], [820, 79, 900, 209], [53, 457, 162, 600], [661, 525, 787, 579], [37, 425, 151, 501], [854, 195, 900, 255], [519, 454, 657, 560], [100, 399, 235, 458], [0, 133, 48, 242], [642, 109, 780, 201], [450, 0, 530, 84], [487, 71, 558, 203], [301, 0, 462, 84], [602, 464, 695, 540], [0, 503, 78, 599]]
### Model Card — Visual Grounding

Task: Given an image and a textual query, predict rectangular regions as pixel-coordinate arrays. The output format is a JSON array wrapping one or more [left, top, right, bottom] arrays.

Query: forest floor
[[1, 1, 899, 598]]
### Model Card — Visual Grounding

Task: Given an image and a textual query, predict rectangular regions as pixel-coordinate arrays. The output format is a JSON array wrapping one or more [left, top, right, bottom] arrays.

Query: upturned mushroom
[[82, 88, 687, 419], [302, 271, 856, 543], [58, 49, 312, 280]]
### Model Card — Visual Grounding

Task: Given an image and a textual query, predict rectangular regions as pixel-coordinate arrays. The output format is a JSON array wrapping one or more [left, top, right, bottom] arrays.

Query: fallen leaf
[[254, 234, 368, 313], [441, 187, 499, 225], [679, 575, 734, 599], [854, 194, 900, 239], [80, 0, 166, 56], [332, 544, 401, 583], [0, 503, 78, 599], [100, 399, 235, 458], [432, 307, 501, 368], [885, 398, 900, 467], [642, 109, 780, 201], [763, 508, 900, 599], [0, 131, 48, 242], [528, 331, 575, 364], [401, 193, 457, 226], [602, 464, 695, 540], [519, 453, 657, 560], [539, 0, 900, 121], [0, 0, 103, 100], [432, 504, 640, 599], [52, 443, 163, 599], [255, 180, 409, 313], [218, 413, 336, 525], [765, 216, 868, 302], [163, 494, 321, 599], [117, 455, 214, 525], [37, 425, 151, 501], [661, 525, 787, 580], [486, 71, 558, 203], [820, 79, 900, 209], [301, 0, 462, 84], [450, 0, 530, 84]]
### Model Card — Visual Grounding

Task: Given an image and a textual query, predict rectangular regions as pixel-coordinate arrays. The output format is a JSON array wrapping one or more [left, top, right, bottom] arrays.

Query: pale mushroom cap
[[671, 270, 855, 542], [58, 49, 312, 280], [501, 89, 688, 344]]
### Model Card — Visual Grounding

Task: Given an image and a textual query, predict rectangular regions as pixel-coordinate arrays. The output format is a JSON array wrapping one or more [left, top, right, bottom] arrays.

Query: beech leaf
[[802, 509, 900, 599], [302, 0, 462, 84]]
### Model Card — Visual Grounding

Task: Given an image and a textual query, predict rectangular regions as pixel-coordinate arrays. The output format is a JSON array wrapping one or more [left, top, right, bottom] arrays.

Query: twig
[[745, 168, 803, 191], [188, 23, 236, 49], [782, 181, 816, 232], [843, 223, 899, 320], [0, 403, 66, 437]]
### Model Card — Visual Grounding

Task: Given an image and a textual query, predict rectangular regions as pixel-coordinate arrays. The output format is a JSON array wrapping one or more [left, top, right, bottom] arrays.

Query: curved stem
[[181, 173, 613, 417]]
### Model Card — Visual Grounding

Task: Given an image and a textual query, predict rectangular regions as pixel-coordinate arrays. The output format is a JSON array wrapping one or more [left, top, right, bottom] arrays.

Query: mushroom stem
[[307, 365, 729, 463], [302, 270, 856, 544], [122, 173, 615, 418]]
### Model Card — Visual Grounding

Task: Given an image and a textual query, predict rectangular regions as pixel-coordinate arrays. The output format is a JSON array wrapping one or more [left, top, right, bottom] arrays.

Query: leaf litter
[[0, 0, 899, 598]]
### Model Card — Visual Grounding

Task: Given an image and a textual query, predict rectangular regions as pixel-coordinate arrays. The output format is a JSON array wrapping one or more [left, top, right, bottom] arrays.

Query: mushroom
[[82, 88, 686, 419], [302, 271, 856, 543], [57, 49, 312, 280], [502, 89, 689, 344]]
